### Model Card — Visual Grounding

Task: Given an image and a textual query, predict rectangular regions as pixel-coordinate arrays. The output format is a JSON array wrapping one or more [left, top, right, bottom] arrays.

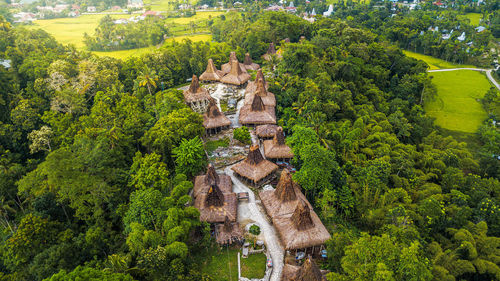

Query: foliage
[[44, 266, 134, 281], [173, 136, 207, 178], [233, 126, 251, 144], [249, 224, 261, 236]]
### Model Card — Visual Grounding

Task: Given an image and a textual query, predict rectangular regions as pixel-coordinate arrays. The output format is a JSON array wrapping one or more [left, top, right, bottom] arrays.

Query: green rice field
[[403, 50, 475, 70], [425, 70, 493, 133], [460, 13, 482, 26]]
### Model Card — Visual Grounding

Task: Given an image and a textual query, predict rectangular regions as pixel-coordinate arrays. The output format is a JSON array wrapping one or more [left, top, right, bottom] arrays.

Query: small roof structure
[[216, 216, 243, 244], [244, 77, 276, 107], [183, 75, 211, 104], [221, 52, 247, 74], [203, 99, 231, 129], [281, 257, 327, 281], [272, 200, 331, 250], [256, 124, 280, 139], [199, 59, 224, 82], [260, 169, 309, 218], [239, 94, 276, 126], [193, 164, 232, 199], [231, 145, 278, 184], [243, 53, 260, 71], [245, 69, 269, 93], [194, 183, 238, 223], [263, 127, 294, 159], [221, 59, 251, 86], [267, 42, 276, 55]]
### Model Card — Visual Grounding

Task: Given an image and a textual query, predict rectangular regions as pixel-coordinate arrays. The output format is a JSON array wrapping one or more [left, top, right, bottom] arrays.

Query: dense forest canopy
[[0, 8, 500, 281]]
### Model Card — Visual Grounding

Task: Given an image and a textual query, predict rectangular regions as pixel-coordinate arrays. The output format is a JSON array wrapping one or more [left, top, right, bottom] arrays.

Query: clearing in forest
[[403, 50, 475, 70], [425, 70, 492, 133]]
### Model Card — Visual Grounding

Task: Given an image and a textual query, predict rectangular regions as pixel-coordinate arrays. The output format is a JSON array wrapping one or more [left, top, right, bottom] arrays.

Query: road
[[428, 68, 500, 91], [224, 166, 284, 281]]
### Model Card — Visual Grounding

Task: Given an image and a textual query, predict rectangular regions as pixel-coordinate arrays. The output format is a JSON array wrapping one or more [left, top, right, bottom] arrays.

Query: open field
[[461, 13, 482, 26], [199, 247, 266, 281], [403, 50, 476, 70], [425, 70, 493, 133]]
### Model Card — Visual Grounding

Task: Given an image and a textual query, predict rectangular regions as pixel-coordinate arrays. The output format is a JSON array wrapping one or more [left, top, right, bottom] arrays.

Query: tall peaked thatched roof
[[239, 95, 276, 125], [193, 164, 232, 199], [267, 42, 276, 54], [272, 199, 331, 250], [203, 99, 231, 129], [231, 145, 278, 184], [245, 69, 269, 93], [259, 169, 310, 219], [263, 127, 294, 159], [194, 184, 237, 223], [183, 75, 211, 103], [222, 51, 247, 73], [206, 183, 224, 207], [281, 257, 327, 281], [216, 216, 243, 244], [221, 59, 251, 86], [256, 124, 280, 139], [243, 53, 260, 71], [200, 59, 224, 82], [244, 78, 276, 107]]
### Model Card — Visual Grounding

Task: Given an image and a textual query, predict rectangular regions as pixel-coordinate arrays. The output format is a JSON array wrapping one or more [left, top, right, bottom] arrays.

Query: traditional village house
[[244, 76, 276, 107], [273, 199, 331, 255], [259, 169, 309, 219], [203, 99, 231, 135], [243, 53, 260, 71], [263, 42, 277, 60], [239, 94, 276, 127], [194, 181, 238, 223], [281, 256, 328, 281], [221, 51, 247, 74], [231, 145, 278, 186], [215, 216, 243, 245], [220, 59, 251, 86], [256, 124, 280, 140], [199, 58, 224, 82], [183, 75, 211, 113], [193, 164, 232, 199], [245, 69, 269, 94], [263, 127, 294, 162]]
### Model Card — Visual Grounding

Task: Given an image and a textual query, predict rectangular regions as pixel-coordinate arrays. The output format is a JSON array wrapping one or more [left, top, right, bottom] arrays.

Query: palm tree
[[137, 66, 159, 96]]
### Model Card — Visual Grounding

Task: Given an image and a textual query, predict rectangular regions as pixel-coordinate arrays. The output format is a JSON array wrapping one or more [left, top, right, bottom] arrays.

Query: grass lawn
[[461, 13, 482, 26], [199, 247, 267, 280], [205, 137, 230, 154], [241, 252, 267, 279], [403, 50, 476, 70], [425, 70, 492, 133]]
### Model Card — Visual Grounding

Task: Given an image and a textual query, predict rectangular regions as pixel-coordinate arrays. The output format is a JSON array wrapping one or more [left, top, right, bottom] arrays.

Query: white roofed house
[[127, 0, 144, 9]]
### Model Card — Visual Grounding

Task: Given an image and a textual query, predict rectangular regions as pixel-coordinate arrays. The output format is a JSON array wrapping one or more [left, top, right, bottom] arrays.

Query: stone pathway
[[224, 166, 284, 281]]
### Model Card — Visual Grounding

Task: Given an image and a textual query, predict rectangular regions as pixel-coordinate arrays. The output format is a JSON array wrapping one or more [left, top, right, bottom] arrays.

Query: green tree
[[172, 136, 206, 178], [233, 126, 251, 144]]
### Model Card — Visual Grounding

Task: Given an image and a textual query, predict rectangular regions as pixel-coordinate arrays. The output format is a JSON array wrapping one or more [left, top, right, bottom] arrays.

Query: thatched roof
[[245, 69, 268, 93], [256, 125, 280, 139], [203, 99, 231, 129], [200, 59, 224, 82], [244, 77, 276, 107], [193, 164, 232, 198], [281, 257, 327, 281], [231, 145, 278, 183], [284, 38, 291, 43], [183, 75, 211, 103], [221, 52, 247, 74], [243, 53, 260, 71], [239, 95, 276, 125], [273, 200, 331, 250], [216, 216, 243, 244], [267, 42, 276, 54], [263, 127, 294, 159], [195, 183, 238, 223], [221, 59, 251, 86], [260, 169, 310, 219]]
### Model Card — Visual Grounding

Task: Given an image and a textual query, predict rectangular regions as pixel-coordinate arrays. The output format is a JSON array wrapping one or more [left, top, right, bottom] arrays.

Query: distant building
[[286, 1, 297, 12], [323, 4, 333, 16], [127, 0, 143, 9], [13, 12, 36, 23], [0, 59, 12, 69], [87, 6, 96, 12], [113, 18, 128, 24], [111, 6, 121, 11], [68, 11, 79, 17], [475, 26, 486, 33], [457, 32, 466, 41], [266, 4, 283, 11], [142, 10, 160, 17]]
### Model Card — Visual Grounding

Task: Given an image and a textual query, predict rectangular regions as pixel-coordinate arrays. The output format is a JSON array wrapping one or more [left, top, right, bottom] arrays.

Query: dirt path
[[224, 166, 284, 281]]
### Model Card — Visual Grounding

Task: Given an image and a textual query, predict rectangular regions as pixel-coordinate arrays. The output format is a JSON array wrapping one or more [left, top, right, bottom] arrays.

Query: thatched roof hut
[[221, 52, 247, 74], [203, 99, 231, 133], [194, 182, 238, 223], [243, 53, 260, 71], [273, 200, 331, 250], [193, 164, 232, 199], [281, 257, 327, 281], [267, 42, 276, 55], [199, 59, 224, 82], [260, 169, 309, 219], [231, 145, 278, 186], [263, 127, 294, 160], [245, 69, 269, 94], [239, 95, 276, 126], [216, 216, 243, 245], [183, 75, 212, 113], [244, 78, 276, 107], [256, 125, 280, 139], [221, 59, 251, 86]]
